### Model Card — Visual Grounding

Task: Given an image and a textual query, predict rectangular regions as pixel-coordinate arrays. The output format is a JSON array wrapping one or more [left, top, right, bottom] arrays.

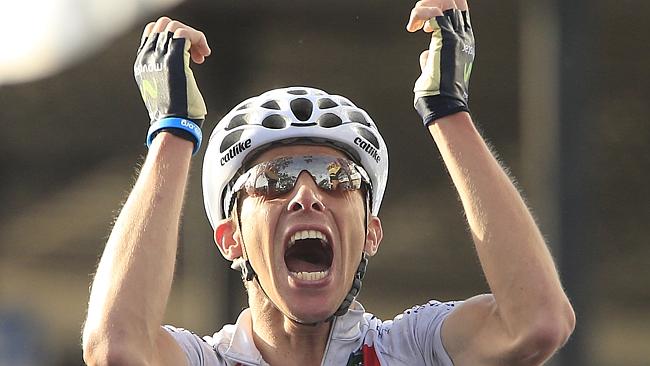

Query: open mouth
[[285, 230, 333, 281]]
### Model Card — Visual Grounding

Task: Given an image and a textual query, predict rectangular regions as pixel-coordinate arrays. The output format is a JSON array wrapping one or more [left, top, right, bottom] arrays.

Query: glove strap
[[146, 117, 203, 155], [415, 96, 470, 126]]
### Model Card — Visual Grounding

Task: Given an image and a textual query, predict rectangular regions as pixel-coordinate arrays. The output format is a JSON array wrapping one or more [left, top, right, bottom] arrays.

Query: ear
[[364, 215, 383, 256], [214, 218, 243, 261]]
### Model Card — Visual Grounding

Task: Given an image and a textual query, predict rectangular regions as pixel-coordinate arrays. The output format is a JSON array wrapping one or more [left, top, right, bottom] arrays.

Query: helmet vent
[[348, 111, 371, 126], [288, 89, 308, 95], [318, 98, 338, 109], [226, 114, 248, 130], [290, 98, 313, 121], [220, 130, 244, 153], [261, 100, 281, 110], [354, 126, 380, 149], [236, 102, 252, 111], [262, 114, 287, 129], [318, 113, 342, 128]]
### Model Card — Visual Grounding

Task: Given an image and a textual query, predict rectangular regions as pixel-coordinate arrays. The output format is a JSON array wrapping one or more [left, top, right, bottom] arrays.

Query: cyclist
[[83, 0, 575, 365]]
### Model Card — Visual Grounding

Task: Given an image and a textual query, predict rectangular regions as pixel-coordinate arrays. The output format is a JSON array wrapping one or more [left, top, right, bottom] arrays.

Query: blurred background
[[0, 0, 648, 365]]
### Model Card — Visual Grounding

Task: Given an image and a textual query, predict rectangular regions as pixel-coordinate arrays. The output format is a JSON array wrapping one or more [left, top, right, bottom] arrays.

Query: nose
[[287, 171, 325, 213]]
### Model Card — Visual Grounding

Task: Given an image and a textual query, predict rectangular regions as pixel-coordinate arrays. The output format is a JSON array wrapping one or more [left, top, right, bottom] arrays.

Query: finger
[[173, 28, 210, 64], [423, 21, 434, 33], [191, 49, 205, 64], [453, 0, 469, 11], [419, 50, 429, 72], [164, 20, 187, 34], [406, 6, 443, 32], [413, 0, 446, 32], [164, 19, 205, 47], [416, 0, 454, 8], [416, 0, 440, 6], [440, 0, 457, 11], [169, 22, 210, 56], [173, 28, 211, 59], [140, 22, 155, 45], [151, 16, 172, 33], [418, 0, 456, 11], [173, 28, 199, 63]]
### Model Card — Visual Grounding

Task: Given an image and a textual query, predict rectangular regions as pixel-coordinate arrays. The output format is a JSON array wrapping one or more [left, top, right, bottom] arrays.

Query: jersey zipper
[[319, 316, 338, 366]]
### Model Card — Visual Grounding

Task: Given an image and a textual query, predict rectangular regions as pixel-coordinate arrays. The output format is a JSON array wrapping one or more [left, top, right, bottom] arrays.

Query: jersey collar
[[221, 301, 366, 365]]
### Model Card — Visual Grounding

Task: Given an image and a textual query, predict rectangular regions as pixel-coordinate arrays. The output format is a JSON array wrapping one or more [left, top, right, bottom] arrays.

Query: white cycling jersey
[[165, 300, 460, 366]]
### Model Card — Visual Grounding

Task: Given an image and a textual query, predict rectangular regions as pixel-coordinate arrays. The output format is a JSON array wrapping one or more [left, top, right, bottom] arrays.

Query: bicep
[[441, 294, 515, 366]]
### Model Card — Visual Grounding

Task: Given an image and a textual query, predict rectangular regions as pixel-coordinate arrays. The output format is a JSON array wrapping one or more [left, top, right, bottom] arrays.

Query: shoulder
[[366, 300, 460, 335], [163, 325, 235, 366], [361, 300, 461, 366], [164, 324, 235, 348]]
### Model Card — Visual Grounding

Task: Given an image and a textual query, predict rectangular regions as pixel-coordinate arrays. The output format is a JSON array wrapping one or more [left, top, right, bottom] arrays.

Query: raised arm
[[82, 17, 210, 365], [430, 114, 574, 365], [407, 1, 575, 365]]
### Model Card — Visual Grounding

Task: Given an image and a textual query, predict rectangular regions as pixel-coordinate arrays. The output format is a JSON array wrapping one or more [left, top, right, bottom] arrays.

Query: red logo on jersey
[[346, 344, 380, 366]]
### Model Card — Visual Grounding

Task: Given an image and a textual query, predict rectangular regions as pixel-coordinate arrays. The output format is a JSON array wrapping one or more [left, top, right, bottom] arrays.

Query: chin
[[290, 310, 335, 324], [283, 295, 339, 323]]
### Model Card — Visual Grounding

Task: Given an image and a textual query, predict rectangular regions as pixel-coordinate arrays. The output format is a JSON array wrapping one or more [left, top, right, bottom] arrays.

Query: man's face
[[227, 145, 382, 323]]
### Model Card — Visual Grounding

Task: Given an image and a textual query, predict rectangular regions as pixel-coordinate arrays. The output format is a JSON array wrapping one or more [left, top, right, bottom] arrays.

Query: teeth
[[290, 270, 329, 281], [288, 229, 328, 248]]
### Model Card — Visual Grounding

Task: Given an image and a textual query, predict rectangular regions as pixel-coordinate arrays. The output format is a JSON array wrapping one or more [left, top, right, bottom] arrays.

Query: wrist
[[146, 117, 203, 155], [153, 130, 195, 151], [415, 95, 470, 126], [427, 111, 475, 138]]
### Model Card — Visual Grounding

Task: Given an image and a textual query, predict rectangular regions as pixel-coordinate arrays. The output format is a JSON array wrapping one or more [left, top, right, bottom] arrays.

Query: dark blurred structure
[[0, 0, 648, 365]]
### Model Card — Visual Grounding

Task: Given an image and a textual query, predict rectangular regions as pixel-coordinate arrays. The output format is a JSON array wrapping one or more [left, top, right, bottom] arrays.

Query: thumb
[[419, 50, 430, 72]]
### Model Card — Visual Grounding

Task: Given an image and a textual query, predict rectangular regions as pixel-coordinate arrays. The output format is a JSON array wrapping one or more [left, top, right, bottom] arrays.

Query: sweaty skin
[[83, 2, 574, 365]]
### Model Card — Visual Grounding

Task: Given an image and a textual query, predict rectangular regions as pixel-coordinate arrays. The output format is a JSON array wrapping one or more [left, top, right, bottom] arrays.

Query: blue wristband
[[146, 117, 203, 155]]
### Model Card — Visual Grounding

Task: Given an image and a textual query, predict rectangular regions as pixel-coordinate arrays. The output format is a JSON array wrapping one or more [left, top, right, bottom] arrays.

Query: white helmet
[[202, 86, 389, 229]]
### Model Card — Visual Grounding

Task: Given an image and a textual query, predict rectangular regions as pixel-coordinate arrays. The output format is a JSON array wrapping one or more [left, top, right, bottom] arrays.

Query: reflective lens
[[232, 155, 371, 200]]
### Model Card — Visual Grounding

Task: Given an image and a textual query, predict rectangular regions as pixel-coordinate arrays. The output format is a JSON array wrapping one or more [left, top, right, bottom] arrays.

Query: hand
[[134, 17, 211, 154], [407, 0, 475, 125]]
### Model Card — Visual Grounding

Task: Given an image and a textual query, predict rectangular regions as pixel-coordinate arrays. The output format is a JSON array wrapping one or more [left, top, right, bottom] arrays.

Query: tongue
[[285, 257, 328, 273], [285, 239, 331, 273]]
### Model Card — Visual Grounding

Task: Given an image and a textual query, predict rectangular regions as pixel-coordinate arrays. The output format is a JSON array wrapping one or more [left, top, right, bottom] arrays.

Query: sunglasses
[[230, 155, 371, 205]]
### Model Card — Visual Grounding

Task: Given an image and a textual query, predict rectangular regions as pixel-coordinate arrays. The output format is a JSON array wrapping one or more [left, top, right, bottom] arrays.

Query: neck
[[248, 286, 333, 366]]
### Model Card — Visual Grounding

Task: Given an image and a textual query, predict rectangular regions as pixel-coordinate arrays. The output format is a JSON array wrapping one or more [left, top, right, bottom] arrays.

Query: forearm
[[83, 133, 193, 361], [429, 113, 573, 335]]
